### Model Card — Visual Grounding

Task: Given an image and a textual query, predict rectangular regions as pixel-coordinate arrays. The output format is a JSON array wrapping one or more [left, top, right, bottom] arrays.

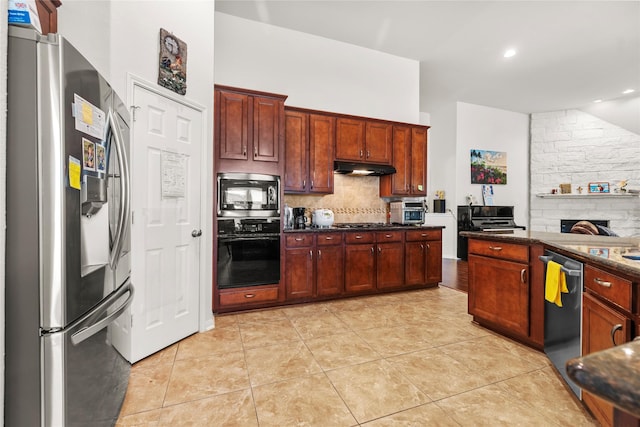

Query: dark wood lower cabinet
[[285, 247, 314, 300], [316, 244, 344, 296], [376, 242, 405, 289], [582, 292, 632, 427], [344, 243, 376, 292], [285, 233, 345, 300], [468, 253, 530, 338]]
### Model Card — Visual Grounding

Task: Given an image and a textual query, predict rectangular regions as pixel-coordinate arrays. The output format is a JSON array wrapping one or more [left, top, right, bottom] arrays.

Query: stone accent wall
[[530, 110, 640, 236]]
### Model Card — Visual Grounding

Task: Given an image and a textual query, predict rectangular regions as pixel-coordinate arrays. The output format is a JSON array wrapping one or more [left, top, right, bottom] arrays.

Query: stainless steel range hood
[[334, 161, 396, 176]]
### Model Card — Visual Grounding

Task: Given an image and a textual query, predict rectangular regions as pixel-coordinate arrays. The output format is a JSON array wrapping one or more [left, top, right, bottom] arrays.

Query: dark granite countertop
[[284, 225, 445, 233], [567, 339, 640, 418], [460, 230, 640, 278]]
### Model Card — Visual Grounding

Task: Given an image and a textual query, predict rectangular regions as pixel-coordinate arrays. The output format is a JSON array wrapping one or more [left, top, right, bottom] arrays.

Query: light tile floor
[[116, 287, 597, 426]]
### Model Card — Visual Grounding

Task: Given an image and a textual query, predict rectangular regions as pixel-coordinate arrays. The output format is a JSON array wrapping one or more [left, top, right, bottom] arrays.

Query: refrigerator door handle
[[70, 281, 134, 345], [108, 108, 131, 270]]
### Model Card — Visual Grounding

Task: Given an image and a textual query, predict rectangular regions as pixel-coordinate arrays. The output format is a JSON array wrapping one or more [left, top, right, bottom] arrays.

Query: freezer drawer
[[42, 282, 134, 427]]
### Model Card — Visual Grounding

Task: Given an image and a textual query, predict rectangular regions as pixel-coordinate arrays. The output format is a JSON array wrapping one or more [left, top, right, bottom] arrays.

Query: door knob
[[191, 229, 202, 237]]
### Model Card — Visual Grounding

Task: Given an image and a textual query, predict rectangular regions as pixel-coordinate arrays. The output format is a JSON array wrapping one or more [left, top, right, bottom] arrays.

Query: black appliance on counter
[[457, 205, 526, 260], [217, 218, 280, 289]]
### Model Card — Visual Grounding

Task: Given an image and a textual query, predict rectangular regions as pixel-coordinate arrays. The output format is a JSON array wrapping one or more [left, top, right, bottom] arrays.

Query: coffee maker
[[293, 207, 307, 229]]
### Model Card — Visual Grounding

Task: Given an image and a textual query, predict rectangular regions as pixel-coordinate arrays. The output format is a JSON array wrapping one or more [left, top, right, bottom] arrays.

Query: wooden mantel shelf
[[535, 193, 638, 199]]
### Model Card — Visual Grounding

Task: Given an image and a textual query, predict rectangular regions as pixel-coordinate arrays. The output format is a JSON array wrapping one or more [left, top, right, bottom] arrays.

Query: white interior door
[[129, 84, 203, 362]]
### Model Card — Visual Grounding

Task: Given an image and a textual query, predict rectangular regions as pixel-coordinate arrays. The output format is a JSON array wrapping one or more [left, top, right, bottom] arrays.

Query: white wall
[[58, 0, 216, 330], [456, 102, 530, 228], [214, 13, 420, 124], [530, 109, 640, 236]]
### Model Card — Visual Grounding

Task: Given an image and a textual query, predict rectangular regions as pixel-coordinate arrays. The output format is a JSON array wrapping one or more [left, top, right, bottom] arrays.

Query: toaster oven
[[389, 200, 425, 225]]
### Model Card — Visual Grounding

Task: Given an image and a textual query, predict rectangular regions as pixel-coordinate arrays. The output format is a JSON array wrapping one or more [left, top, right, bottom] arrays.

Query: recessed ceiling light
[[622, 89, 635, 94], [503, 49, 517, 58], [593, 99, 602, 103]]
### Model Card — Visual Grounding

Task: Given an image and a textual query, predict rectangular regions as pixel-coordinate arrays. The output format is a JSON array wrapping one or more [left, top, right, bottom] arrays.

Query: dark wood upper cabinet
[[214, 85, 287, 175], [365, 122, 392, 164], [284, 109, 334, 194], [380, 125, 429, 197], [335, 118, 366, 161]]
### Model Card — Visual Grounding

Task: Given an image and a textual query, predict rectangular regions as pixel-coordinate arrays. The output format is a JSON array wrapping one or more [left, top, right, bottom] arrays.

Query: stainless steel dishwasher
[[539, 251, 584, 398]]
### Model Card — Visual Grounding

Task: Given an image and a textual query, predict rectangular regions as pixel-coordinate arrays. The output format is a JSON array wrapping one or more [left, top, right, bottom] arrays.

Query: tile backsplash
[[284, 174, 388, 223]]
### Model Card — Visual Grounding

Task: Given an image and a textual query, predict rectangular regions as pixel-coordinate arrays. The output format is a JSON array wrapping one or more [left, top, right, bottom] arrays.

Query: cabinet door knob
[[611, 324, 623, 346], [355, 235, 363, 239], [426, 243, 430, 250], [302, 179, 306, 189], [360, 149, 364, 158], [317, 250, 321, 259], [254, 146, 258, 157], [385, 234, 392, 238], [489, 246, 502, 251], [295, 237, 304, 242], [520, 269, 527, 284], [324, 236, 334, 240], [311, 180, 314, 189], [594, 278, 612, 288], [244, 293, 255, 299], [310, 250, 313, 259]]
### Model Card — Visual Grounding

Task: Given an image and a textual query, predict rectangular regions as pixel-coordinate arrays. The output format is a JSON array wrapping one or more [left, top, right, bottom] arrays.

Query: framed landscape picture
[[470, 149, 507, 185]]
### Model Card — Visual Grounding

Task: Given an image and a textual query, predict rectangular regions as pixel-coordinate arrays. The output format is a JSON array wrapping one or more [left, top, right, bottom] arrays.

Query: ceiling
[[215, 1, 640, 115]]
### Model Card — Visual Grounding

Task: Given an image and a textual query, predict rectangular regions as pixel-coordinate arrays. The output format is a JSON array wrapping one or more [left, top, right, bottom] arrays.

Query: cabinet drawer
[[376, 231, 403, 242], [285, 234, 314, 248], [584, 265, 633, 312], [406, 229, 441, 241], [468, 239, 528, 262], [219, 286, 279, 306], [317, 232, 343, 246], [345, 232, 375, 244]]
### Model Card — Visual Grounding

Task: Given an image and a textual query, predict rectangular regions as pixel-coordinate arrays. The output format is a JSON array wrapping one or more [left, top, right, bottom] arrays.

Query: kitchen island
[[461, 230, 640, 427]]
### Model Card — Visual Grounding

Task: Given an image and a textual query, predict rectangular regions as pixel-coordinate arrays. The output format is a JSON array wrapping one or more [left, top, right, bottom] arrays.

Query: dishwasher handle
[[539, 255, 582, 276]]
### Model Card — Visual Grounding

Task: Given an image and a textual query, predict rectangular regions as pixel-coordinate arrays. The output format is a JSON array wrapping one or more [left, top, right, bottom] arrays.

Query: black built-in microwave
[[217, 172, 280, 218]]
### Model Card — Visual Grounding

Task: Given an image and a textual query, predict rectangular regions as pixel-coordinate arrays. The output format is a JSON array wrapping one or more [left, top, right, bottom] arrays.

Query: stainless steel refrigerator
[[6, 27, 134, 426]]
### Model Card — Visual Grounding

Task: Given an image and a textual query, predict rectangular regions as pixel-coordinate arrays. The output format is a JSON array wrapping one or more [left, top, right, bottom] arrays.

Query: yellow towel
[[545, 261, 569, 307]]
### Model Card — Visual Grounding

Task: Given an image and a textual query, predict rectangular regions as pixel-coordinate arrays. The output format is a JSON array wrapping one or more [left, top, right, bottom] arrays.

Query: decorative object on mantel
[[559, 183, 571, 194], [615, 180, 629, 193], [466, 193, 477, 205], [470, 149, 507, 184], [158, 28, 187, 95], [589, 182, 610, 193], [577, 186, 583, 194]]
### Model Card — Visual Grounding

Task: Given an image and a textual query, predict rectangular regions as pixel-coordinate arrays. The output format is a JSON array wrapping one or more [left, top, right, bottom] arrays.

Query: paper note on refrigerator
[[73, 94, 106, 139], [68, 156, 81, 190]]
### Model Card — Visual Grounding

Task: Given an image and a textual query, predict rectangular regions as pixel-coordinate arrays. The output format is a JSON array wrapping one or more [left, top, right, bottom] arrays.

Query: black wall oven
[[217, 218, 280, 289], [217, 172, 280, 218]]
